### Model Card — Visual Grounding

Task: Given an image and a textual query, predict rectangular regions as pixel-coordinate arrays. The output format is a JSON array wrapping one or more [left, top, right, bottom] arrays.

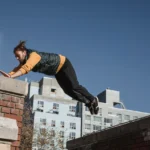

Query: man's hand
[[0, 70, 11, 77]]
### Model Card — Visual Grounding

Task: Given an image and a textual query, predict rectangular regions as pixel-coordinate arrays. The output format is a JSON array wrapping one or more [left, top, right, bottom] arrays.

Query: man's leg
[[55, 58, 99, 115]]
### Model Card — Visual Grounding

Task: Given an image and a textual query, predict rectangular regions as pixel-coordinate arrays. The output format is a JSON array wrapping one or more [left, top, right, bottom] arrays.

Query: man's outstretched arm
[[8, 65, 22, 76], [10, 52, 41, 78]]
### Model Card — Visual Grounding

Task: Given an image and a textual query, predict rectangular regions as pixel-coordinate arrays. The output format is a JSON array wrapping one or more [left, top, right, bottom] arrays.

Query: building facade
[[27, 77, 150, 149], [28, 77, 81, 150], [80, 89, 150, 136]]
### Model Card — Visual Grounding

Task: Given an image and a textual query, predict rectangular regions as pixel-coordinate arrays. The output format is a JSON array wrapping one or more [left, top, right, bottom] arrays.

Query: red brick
[[0, 100, 7, 106], [15, 103, 23, 110], [2, 95, 11, 101], [16, 97, 21, 102], [20, 98, 24, 104], [11, 146, 16, 150], [17, 134, 21, 141], [12, 141, 20, 147], [19, 110, 23, 116], [4, 114, 22, 122], [17, 122, 22, 128], [11, 96, 19, 103], [11, 109, 19, 115], [2, 107, 10, 113], [7, 102, 15, 108], [18, 127, 21, 135]]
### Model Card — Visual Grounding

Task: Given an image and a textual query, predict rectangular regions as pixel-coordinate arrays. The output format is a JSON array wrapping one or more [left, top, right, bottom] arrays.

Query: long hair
[[13, 40, 27, 53]]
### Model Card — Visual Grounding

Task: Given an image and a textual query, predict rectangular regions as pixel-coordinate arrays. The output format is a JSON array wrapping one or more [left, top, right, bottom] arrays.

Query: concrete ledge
[[67, 115, 150, 149], [0, 76, 28, 96], [0, 116, 18, 141]]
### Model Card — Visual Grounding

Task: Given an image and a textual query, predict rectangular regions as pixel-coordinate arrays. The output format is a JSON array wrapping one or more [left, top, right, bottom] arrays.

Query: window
[[69, 106, 76, 112], [32, 138, 37, 147], [51, 120, 55, 127], [69, 132, 76, 139], [51, 88, 56, 92], [40, 118, 46, 125], [53, 103, 59, 110], [117, 114, 122, 123], [36, 108, 43, 112], [70, 123, 76, 129], [40, 128, 46, 134], [85, 124, 91, 130], [60, 121, 64, 127], [97, 108, 102, 116], [50, 140, 54, 146], [104, 118, 112, 124], [32, 145, 36, 149], [85, 115, 91, 120], [85, 106, 89, 111], [59, 139, 64, 147], [94, 116, 102, 122], [53, 111, 59, 114], [38, 101, 44, 107], [93, 125, 101, 131], [38, 87, 42, 95], [50, 130, 55, 136], [133, 116, 138, 120], [67, 114, 75, 117], [99, 108, 102, 114], [60, 131, 64, 137], [124, 115, 130, 121]]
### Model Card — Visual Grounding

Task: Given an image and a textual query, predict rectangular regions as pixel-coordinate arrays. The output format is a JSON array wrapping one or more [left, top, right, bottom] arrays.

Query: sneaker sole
[[94, 97, 99, 114], [85, 103, 94, 115], [89, 105, 94, 115], [94, 106, 99, 114]]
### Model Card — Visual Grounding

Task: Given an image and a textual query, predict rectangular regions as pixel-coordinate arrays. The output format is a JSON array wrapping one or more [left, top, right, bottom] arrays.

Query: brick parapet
[[67, 115, 150, 150], [0, 76, 28, 150]]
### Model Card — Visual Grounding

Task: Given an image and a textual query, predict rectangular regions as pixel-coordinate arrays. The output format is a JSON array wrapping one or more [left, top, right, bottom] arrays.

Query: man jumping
[[8, 41, 99, 115]]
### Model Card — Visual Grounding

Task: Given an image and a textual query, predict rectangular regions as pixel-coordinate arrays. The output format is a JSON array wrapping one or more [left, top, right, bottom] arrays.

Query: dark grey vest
[[25, 49, 60, 75]]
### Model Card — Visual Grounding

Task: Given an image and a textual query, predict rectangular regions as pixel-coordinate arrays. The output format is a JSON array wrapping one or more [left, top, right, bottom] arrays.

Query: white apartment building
[[79, 89, 150, 136], [27, 76, 150, 148], [28, 77, 81, 150]]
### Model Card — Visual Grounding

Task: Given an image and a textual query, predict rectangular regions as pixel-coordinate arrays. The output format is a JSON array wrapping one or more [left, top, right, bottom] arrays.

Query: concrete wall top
[[67, 115, 150, 149], [0, 76, 28, 96]]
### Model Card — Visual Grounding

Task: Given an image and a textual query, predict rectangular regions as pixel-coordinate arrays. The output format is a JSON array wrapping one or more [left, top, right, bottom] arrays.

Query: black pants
[[55, 58, 95, 104]]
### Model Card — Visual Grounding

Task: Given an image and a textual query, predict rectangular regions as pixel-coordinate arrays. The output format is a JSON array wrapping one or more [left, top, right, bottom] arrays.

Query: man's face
[[14, 50, 26, 64]]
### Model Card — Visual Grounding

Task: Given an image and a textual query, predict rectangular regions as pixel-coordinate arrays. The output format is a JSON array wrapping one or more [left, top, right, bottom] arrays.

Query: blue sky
[[0, 0, 150, 113]]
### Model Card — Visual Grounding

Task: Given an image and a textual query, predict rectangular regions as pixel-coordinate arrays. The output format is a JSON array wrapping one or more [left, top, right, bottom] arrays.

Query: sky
[[0, 0, 150, 113]]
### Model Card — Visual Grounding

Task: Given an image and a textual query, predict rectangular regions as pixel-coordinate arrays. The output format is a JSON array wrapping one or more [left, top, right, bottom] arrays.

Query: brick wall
[[0, 76, 28, 150], [67, 115, 150, 150]]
